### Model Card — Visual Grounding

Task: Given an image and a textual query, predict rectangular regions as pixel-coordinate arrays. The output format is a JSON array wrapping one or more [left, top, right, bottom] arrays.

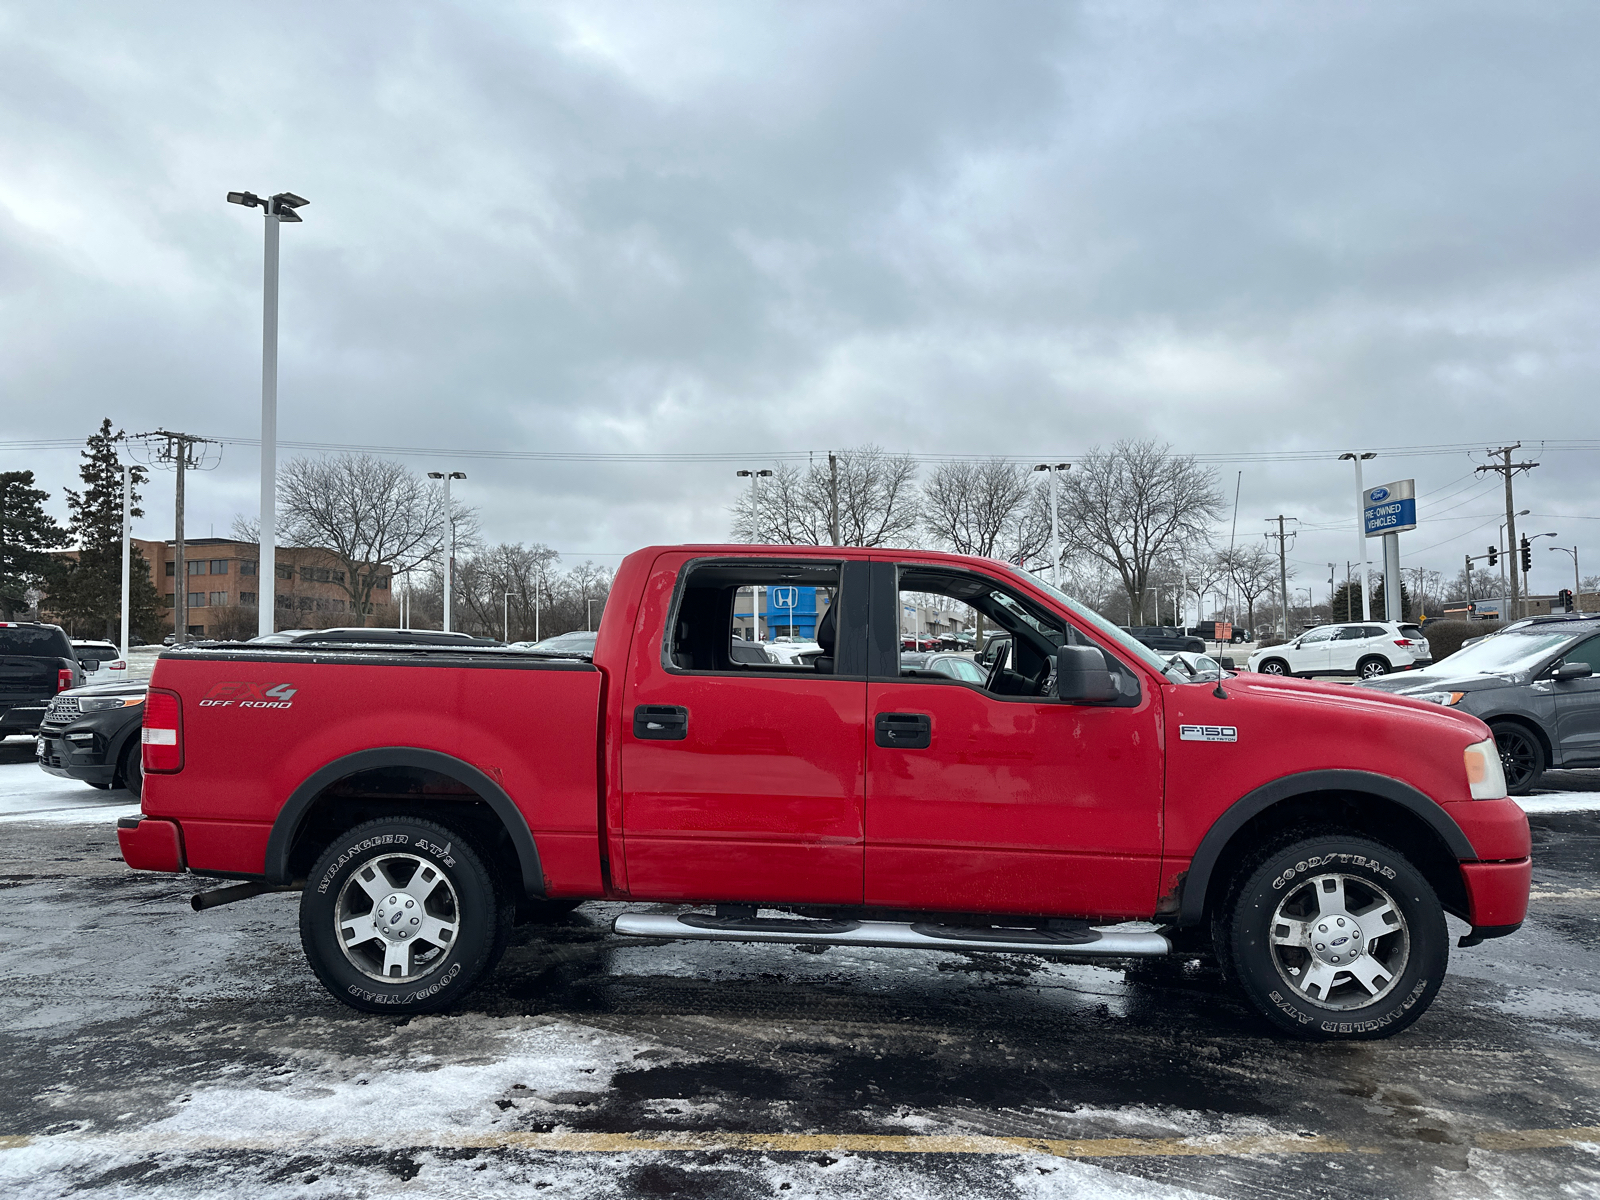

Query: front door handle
[[875, 711, 931, 749], [633, 705, 689, 740]]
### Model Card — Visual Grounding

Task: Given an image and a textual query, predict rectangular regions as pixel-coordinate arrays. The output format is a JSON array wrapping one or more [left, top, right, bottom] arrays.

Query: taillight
[[57, 669, 73, 692], [1394, 639, 1414, 647], [142, 688, 183, 773], [110, 660, 126, 671]]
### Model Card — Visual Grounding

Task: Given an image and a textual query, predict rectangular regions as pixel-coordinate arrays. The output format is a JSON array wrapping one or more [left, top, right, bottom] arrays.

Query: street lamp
[[1524, 532, 1558, 608], [1032, 463, 1070, 589], [427, 471, 467, 632], [1297, 587, 1313, 630], [228, 189, 308, 637], [1338, 452, 1378, 620], [737, 469, 773, 637]]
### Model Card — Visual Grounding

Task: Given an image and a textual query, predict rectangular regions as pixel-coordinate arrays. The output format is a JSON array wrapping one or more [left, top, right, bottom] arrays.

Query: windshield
[[1435, 629, 1585, 676], [996, 565, 1175, 675]]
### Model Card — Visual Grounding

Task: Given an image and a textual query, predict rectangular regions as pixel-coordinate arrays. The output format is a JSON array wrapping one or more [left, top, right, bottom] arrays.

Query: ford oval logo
[[1331, 936, 1349, 946], [1369, 487, 1390, 503]]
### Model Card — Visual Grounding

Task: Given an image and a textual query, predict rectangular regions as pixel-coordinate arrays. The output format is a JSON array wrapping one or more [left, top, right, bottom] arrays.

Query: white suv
[[1247, 622, 1432, 680]]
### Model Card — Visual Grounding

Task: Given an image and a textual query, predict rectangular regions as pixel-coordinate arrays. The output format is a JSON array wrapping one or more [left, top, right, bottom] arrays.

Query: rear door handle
[[633, 704, 689, 740], [875, 711, 931, 749]]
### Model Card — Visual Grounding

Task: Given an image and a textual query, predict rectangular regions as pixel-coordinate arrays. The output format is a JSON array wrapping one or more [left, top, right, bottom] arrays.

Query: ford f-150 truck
[[118, 545, 1531, 1039]]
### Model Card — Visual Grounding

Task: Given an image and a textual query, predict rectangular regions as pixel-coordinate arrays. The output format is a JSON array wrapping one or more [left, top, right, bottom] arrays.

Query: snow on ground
[[0, 748, 138, 824]]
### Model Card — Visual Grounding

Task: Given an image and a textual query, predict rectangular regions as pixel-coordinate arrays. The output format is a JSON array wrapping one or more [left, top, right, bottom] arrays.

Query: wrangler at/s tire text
[[299, 816, 511, 1014], [1216, 832, 1447, 1040]]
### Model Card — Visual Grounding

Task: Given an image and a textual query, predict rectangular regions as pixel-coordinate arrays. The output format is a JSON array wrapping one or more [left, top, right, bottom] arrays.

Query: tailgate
[[0, 655, 59, 701]]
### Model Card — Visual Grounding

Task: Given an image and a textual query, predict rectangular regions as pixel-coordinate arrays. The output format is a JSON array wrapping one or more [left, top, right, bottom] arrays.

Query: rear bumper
[[1460, 857, 1531, 929], [1, 703, 49, 732], [117, 815, 186, 874]]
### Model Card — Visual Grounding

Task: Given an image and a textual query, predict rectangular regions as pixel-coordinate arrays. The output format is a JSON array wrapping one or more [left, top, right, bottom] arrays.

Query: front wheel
[[299, 817, 511, 1014], [1492, 722, 1545, 796], [1216, 832, 1447, 1040]]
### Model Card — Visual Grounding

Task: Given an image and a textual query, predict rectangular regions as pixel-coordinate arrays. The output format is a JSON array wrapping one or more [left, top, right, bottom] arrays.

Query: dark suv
[[1, 622, 83, 735], [36, 681, 148, 796], [1362, 617, 1600, 794], [1122, 625, 1207, 655]]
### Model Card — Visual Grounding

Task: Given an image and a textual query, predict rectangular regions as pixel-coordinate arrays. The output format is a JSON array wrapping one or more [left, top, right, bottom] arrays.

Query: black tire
[[1214, 831, 1447, 1040], [1257, 658, 1290, 676], [299, 817, 512, 1014], [116, 741, 143, 798], [1491, 722, 1545, 796], [1357, 656, 1391, 679]]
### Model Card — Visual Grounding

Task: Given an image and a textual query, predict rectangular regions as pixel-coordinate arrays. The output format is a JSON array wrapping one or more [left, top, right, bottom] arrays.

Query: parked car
[[974, 632, 1013, 669], [118, 543, 1529, 1040], [1247, 622, 1431, 680], [36, 681, 148, 796], [514, 630, 599, 657], [250, 628, 502, 648], [1123, 626, 1208, 655], [765, 639, 823, 665], [1165, 650, 1229, 679], [729, 638, 777, 665], [901, 651, 989, 684], [1, 621, 83, 736], [1184, 622, 1249, 645], [71, 640, 128, 684], [900, 633, 941, 651], [1361, 618, 1600, 795]]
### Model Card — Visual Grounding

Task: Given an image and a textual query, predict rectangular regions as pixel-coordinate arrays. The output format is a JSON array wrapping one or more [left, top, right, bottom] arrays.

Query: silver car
[[1361, 617, 1600, 794]]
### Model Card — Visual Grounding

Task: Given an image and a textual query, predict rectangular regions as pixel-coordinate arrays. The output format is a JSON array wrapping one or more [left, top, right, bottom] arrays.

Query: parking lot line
[[4, 1127, 1598, 1158]]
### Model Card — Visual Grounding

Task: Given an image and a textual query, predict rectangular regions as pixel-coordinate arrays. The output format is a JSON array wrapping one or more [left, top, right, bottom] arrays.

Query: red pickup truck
[[118, 545, 1531, 1039]]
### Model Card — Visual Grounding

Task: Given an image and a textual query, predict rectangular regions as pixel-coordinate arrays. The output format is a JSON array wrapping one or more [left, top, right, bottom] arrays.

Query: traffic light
[[1487, 545, 1498, 567], [1520, 536, 1532, 573], [1560, 589, 1575, 612]]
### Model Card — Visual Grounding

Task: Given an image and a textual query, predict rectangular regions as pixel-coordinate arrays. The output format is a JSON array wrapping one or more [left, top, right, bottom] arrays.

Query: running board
[[612, 912, 1171, 957]]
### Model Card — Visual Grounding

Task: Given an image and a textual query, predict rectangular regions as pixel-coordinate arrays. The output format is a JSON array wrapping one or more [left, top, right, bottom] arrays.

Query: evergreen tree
[[0, 470, 67, 619], [46, 420, 161, 641], [1330, 579, 1413, 622]]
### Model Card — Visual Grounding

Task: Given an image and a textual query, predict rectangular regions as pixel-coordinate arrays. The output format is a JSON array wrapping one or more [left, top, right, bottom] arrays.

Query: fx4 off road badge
[[198, 682, 298, 710], [1179, 724, 1237, 742]]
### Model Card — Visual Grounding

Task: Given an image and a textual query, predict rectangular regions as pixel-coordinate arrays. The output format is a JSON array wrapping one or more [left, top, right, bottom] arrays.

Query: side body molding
[[1176, 769, 1476, 926], [263, 747, 545, 897]]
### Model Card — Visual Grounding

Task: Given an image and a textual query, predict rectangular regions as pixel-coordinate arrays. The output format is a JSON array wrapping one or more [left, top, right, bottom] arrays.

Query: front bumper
[[117, 816, 186, 873], [1460, 857, 1532, 930], [35, 728, 116, 786]]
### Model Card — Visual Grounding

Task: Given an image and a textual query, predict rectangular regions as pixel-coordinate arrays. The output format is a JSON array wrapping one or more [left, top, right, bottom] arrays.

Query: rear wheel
[[1215, 832, 1447, 1040], [1357, 656, 1391, 679], [299, 817, 511, 1014], [116, 741, 143, 798], [1257, 658, 1289, 676], [1491, 722, 1545, 796]]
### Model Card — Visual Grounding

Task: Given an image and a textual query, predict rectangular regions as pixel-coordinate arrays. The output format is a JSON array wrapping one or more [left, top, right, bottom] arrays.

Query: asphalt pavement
[[6, 738, 1600, 1198]]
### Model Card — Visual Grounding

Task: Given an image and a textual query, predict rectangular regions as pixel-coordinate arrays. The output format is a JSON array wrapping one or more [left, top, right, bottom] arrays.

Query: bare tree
[[455, 542, 561, 639], [277, 454, 469, 626], [1058, 440, 1224, 624], [921, 458, 1039, 558], [1185, 551, 1229, 626], [1219, 543, 1279, 638], [730, 444, 921, 547]]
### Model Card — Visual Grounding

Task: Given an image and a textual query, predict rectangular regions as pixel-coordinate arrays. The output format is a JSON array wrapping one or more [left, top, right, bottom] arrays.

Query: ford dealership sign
[[1364, 479, 1416, 537]]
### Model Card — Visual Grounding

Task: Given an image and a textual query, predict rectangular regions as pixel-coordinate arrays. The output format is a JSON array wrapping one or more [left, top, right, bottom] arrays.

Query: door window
[[666, 559, 846, 676], [1300, 628, 1336, 644], [1560, 636, 1600, 673]]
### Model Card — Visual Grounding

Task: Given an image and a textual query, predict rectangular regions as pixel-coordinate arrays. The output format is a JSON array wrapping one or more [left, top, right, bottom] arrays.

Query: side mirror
[[1056, 645, 1118, 704], [80, 659, 99, 671], [1553, 661, 1594, 681]]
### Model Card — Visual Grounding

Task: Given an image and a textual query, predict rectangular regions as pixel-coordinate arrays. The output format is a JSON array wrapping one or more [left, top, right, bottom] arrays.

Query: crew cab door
[[1288, 627, 1336, 675], [619, 556, 869, 904], [1552, 635, 1600, 765], [863, 560, 1165, 919]]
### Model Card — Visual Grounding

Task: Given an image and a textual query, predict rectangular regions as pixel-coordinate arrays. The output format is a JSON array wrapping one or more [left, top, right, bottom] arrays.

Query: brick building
[[133, 538, 395, 637]]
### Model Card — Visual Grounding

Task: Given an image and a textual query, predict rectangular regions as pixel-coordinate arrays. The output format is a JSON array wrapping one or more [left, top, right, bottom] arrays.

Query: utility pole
[[1265, 516, 1297, 635], [1476, 444, 1539, 619], [828, 452, 840, 545], [132, 431, 220, 645]]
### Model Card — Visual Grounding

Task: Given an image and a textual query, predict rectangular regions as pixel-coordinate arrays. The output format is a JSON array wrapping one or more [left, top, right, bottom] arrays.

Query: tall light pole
[[1524, 532, 1558, 607], [1032, 463, 1070, 589], [503, 590, 515, 642], [1338, 452, 1377, 620], [1551, 544, 1581, 610], [119, 465, 131, 653], [427, 471, 466, 632], [227, 189, 307, 637], [737, 469, 773, 638]]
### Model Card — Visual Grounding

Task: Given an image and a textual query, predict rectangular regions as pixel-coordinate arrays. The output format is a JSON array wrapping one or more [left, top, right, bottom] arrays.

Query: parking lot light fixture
[[1032, 463, 1070, 589], [1338, 452, 1378, 620], [229, 187, 308, 637], [427, 471, 467, 632]]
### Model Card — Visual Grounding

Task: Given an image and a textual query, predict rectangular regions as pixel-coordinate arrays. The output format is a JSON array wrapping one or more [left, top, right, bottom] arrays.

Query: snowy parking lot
[[7, 739, 1600, 1198]]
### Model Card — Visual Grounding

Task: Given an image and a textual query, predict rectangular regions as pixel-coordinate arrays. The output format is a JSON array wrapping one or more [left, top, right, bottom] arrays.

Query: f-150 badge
[[1179, 724, 1237, 742]]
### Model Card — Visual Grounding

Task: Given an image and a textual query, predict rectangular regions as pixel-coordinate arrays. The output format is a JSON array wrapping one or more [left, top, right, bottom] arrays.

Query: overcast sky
[[3, 1, 1598, 604]]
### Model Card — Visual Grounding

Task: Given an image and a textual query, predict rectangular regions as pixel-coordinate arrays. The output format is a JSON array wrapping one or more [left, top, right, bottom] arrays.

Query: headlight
[[1412, 691, 1465, 706], [76, 697, 144, 712], [1464, 737, 1507, 800]]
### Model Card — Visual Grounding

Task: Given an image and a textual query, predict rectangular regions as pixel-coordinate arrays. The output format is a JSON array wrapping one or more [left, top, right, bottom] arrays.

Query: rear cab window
[[667, 559, 843, 676], [0, 626, 73, 658]]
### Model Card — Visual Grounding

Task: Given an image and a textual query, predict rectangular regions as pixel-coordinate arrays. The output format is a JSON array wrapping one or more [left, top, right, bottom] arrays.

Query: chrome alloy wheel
[[335, 853, 461, 983], [1268, 872, 1409, 1009]]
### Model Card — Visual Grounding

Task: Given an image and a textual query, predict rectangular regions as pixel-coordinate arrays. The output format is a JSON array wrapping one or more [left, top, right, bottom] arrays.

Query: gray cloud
[[2, 1, 1598, 587]]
